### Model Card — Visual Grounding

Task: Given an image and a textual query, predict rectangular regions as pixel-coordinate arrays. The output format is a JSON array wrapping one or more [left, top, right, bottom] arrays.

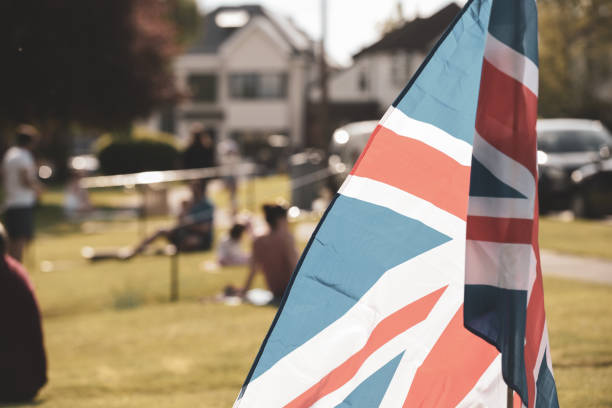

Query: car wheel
[[571, 193, 587, 218], [571, 192, 599, 219]]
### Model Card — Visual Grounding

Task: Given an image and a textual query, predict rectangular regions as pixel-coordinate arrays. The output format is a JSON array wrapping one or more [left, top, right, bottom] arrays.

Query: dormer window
[[215, 10, 250, 28]]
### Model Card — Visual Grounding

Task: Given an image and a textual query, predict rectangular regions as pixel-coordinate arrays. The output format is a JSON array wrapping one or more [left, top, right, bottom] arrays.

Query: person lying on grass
[[225, 204, 298, 303], [122, 180, 214, 259], [83, 181, 214, 261]]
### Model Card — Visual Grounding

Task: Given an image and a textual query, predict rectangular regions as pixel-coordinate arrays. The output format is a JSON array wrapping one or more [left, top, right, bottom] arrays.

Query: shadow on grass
[[554, 360, 612, 369], [35, 203, 141, 236], [0, 398, 46, 407], [112, 286, 145, 310]]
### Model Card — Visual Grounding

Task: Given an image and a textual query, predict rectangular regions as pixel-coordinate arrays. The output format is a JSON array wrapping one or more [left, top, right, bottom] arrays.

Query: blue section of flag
[[489, 0, 539, 65], [393, 0, 492, 146], [469, 158, 526, 198], [250, 195, 451, 380], [536, 351, 560, 408], [335, 352, 404, 408], [464, 284, 529, 403]]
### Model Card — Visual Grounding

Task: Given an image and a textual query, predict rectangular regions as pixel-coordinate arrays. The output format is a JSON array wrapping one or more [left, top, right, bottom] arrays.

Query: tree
[[377, 0, 406, 35], [0, 0, 194, 177], [166, 0, 201, 47], [539, 0, 612, 127]]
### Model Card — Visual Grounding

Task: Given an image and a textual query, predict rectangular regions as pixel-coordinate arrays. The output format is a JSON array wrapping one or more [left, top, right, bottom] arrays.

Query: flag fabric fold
[[463, 0, 559, 407], [234, 0, 558, 406]]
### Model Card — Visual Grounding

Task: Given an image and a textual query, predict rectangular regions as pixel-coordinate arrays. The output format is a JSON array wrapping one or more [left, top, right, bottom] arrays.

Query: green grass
[[544, 278, 612, 407], [539, 217, 612, 260], [1, 176, 611, 407]]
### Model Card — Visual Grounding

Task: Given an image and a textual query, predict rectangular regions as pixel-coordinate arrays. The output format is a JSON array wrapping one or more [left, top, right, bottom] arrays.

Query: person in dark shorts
[[182, 124, 216, 170], [2, 124, 43, 261], [0, 222, 47, 403], [112, 181, 214, 260]]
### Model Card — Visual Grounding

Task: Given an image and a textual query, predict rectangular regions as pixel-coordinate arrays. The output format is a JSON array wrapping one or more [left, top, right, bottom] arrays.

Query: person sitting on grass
[[84, 181, 214, 261], [225, 204, 298, 303], [217, 223, 250, 267], [0, 222, 47, 403], [121, 181, 214, 259]]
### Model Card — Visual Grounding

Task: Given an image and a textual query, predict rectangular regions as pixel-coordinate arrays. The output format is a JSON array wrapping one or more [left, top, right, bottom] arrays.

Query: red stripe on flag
[[476, 59, 538, 178], [285, 286, 448, 408], [524, 268, 546, 408], [467, 216, 533, 244], [350, 126, 471, 220], [350, 124, 382, 174], [523, 203, 546, 408], [402, 305, 499, 407]]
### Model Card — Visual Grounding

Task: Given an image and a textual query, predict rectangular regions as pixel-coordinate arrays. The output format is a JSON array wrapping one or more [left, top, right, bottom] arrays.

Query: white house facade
[[322, 3, 460, 113], [149, 5, 316, 151]]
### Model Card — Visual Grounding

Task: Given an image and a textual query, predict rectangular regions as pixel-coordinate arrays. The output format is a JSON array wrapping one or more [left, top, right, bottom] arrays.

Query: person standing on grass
[[0, 222, 47, 403], [1, 124, 43, 262], [182, 123, 216, 170]]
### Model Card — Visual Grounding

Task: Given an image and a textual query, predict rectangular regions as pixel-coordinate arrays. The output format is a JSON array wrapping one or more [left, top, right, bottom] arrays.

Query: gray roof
[[186, 5, 313, 55], [353, 3, 461, 59]]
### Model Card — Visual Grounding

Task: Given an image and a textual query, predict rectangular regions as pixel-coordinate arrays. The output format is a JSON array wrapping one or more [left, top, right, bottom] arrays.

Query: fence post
[[170, 250, 179, 302]]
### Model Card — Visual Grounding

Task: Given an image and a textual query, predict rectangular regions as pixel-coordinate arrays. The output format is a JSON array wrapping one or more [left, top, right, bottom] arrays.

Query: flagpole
[[507, 386, 513, 408]]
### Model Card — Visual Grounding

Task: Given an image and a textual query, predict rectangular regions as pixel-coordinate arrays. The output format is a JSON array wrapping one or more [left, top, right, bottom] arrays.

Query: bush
[[96, 127, 180, 175]]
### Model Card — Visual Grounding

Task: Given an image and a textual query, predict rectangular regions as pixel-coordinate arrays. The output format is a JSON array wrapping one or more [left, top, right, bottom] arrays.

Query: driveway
[[540, 250, 612, 285]]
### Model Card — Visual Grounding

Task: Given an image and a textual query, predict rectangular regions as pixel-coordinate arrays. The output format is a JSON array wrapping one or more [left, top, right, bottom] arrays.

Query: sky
[[195, 0, 466, 66]]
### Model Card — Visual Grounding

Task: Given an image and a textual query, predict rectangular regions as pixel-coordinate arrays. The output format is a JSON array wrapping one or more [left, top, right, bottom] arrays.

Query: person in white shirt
[[2, 125, 43, 261], [217, 223, 249, 266]]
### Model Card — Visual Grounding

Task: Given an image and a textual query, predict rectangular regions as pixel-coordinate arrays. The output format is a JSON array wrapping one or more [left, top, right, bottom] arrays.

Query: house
[[150, 5, 316, 155], [323, 3, 461, 117]]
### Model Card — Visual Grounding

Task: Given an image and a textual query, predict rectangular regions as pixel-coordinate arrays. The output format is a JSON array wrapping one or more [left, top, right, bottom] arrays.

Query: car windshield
[[537, 129, 612, 153]]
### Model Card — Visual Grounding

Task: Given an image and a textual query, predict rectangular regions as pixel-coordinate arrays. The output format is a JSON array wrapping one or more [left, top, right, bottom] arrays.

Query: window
[[229, 73, 287, 99], [188, 74, 217, 102], [159, 107, 175, 133], [358, 72, 368, 91], [391, 53, 408, 86], [538, 129, 612, 153]]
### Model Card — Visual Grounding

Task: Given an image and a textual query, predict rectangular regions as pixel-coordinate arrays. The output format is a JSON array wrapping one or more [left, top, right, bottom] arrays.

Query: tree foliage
[[0, 0, 182, 131], [539, 0, 612, 126], [166, 0, 201, 47], [377, 1, 406, 35]]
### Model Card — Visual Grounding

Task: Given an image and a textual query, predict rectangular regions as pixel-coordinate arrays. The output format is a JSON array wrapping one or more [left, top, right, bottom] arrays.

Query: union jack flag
[[464, 0, 559, 407], [234, 0, 557, 406]]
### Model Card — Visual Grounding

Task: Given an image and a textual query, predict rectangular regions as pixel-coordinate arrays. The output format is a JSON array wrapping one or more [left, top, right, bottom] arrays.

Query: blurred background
[[0, 0, 610, 407]]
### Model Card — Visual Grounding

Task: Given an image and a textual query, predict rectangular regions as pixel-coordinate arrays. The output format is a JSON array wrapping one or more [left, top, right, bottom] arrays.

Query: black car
[[537, 119, 612, 217]]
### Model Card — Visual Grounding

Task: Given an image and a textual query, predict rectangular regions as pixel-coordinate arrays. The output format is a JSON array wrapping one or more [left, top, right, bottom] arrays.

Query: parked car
[[537, 118, 612, 217], [327, 120, 377, 190], [327, 118, 612, 217]]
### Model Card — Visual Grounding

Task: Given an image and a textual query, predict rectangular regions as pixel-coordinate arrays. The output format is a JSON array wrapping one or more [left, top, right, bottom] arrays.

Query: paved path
[[540, 250, 612, 285]]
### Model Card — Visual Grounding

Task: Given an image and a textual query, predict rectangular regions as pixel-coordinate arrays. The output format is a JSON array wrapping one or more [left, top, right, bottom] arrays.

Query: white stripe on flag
[[533, 321, 551, 398], [465, 240, 536, 291], [340, 175, 466, 241], [237, 239, 465, 407], [379, 107, 473, 166], [485, 33, 539, 96], [316, 286, 462, 407], [527, 252, 538, 304], [467, 196, 534, 219], [455, 354, 506, 408]]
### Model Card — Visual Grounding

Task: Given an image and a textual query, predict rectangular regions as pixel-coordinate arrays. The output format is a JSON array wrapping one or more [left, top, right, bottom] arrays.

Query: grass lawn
[[1, 175, 611, 407], [540, 217, 612, 260]]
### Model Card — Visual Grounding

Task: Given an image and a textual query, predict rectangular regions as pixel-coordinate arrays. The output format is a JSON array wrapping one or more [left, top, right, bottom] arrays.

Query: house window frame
[[229, 72, 288, 100], [187, 73, 218, 103]]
